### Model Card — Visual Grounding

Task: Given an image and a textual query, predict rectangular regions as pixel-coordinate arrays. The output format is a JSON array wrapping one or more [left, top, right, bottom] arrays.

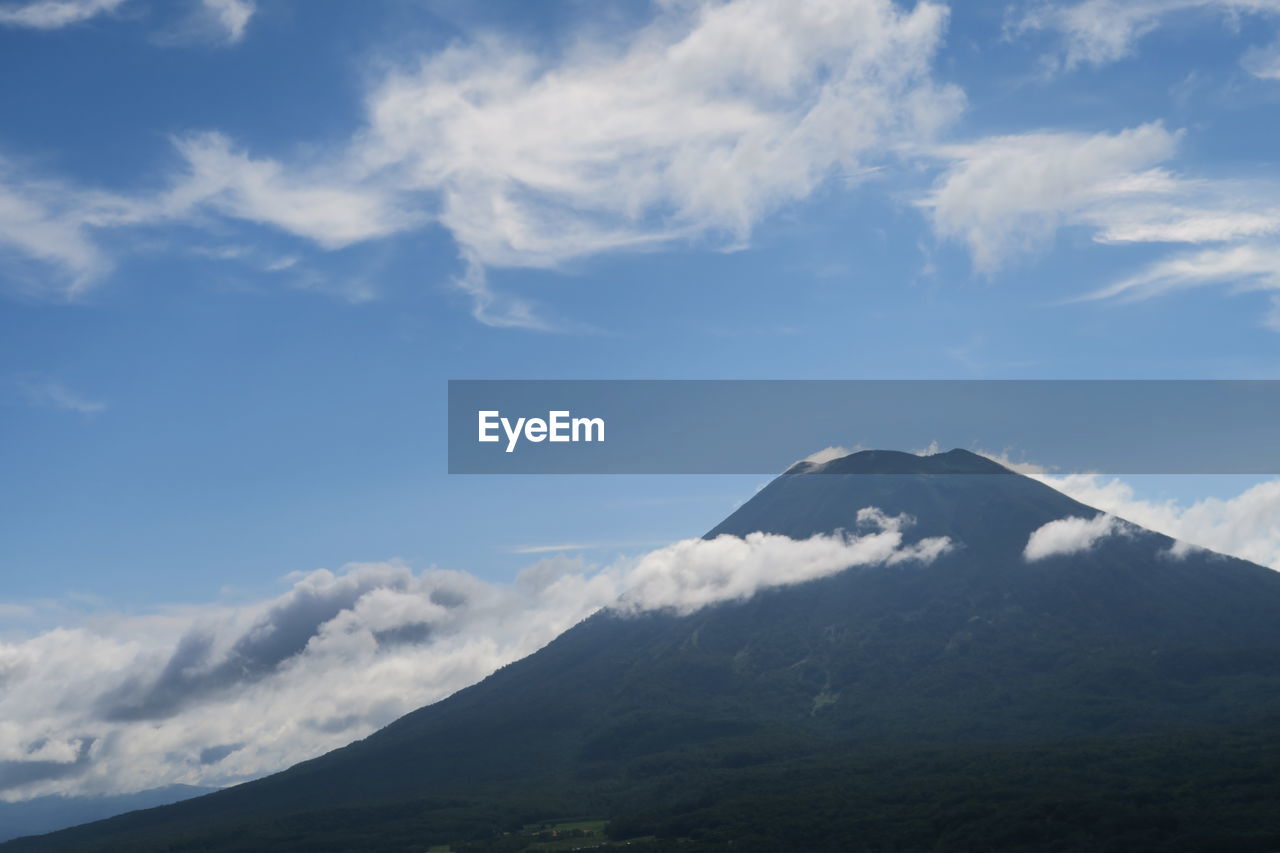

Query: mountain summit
[[787, 447, 1011, 475], [715, 447, 1090, 546], [10, 450, 1280, 852]]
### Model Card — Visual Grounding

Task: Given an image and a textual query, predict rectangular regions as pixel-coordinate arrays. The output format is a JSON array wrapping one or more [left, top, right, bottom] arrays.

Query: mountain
[[0, 786, 215, 844], [8, 449, 1280, 852]]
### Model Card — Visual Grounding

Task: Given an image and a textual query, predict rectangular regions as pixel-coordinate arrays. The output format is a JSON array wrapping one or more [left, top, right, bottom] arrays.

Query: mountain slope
[[9, 449, 1280, 852]]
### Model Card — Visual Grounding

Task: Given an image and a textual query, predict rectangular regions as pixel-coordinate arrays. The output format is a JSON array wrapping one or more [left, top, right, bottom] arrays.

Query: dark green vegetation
[[9, 450, 1280, 852]]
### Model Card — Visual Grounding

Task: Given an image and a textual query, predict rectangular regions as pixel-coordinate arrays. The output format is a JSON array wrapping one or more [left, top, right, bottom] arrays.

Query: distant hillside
[[0, 785, 214, 844], [9, 449, 1280, 852]]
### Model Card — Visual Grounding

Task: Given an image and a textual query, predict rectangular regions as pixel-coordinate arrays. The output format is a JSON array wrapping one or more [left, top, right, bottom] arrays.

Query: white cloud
[[1029, 472, 1280, 569], [0, 0, 126, 29], [793, 445, 861, 467], [155, 0, 256, 46], [0, 514, 950, 801], [1024, 513, 1129, 560], [922, 123, 1280, 326], [0, 0, 963, 327], [973, 449, 1051, 477], [1010, 0, 1280, 70], [0, 0, 255, 41], [200, 0, 252, 43], [350, 0, 962, 326], [1243, 38, 1280, 78], [0, 164, 126, 296], [365, 0, 959, 258], [975, 451, 1280, 570], [1081, 243, 1280, 301], [619, 509, 952, 614], [922, 123, 1180, 272], [164, 132, 415, 249], [0, 132, 411, 297], [1090, 208, 1280, 245], [508, 544, 594, 556]]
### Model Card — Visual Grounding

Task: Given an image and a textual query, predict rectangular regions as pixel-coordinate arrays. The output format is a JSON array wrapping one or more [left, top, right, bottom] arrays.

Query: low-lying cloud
[[976, 450, 1280, 571], [1024, 513, 1130, 561], [1027, 472, 1280, 570], [0, 513, 950, 801], [620, 509, 952, 615]]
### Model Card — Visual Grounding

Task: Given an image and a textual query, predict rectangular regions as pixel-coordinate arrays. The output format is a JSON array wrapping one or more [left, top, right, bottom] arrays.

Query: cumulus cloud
[[1024, 513, 1130, 561], [0, 0, 126, 29], [0, 514, 950, 801], [0, 0, 962, 326], [1010, 0, 1280, 71]]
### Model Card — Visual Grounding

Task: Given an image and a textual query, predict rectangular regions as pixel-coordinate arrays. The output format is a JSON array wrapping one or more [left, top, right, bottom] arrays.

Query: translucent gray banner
[[447, 380, 1280, 474]]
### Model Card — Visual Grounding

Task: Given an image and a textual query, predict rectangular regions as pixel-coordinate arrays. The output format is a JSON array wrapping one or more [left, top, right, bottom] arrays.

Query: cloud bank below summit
[[0, 514, 948, 801]]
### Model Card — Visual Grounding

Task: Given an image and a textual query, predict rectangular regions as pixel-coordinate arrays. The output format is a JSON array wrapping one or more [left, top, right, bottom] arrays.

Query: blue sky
[[5, 0, 1280, 801]]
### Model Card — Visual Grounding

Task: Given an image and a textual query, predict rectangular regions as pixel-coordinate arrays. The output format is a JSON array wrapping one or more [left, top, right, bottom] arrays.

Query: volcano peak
[[789, 447, 1010, 476]]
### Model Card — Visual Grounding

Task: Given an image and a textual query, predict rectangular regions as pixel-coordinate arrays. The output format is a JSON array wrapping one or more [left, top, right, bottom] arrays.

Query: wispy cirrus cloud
[[0, 515, 948, 801], [0, 0, 255, 42], [922, 120, 1280, 326], [0, 0, 127, 29], [921, 122, 1181, 273], [1009, 0, 1280, 71], [0, 132, 412, 297], [0, 0, 962, 328], [0, 160, 127, 296], [350, 0, 962, 326], [1081, 243, 1280, 302], [164, 132, 416, 249]]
